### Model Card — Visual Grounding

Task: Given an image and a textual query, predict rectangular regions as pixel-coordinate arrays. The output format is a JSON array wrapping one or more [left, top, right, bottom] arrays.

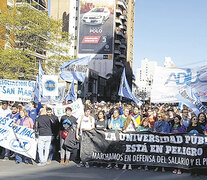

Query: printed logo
[[44, 80, 56, 91], [10, 138, 31, 152]]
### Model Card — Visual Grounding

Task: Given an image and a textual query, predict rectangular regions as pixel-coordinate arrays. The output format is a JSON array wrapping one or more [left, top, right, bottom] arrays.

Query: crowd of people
[[0, 99, 207, 175]]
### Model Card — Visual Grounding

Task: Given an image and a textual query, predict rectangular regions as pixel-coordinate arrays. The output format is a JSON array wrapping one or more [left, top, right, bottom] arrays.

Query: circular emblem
[[45, 80, 56, 91]]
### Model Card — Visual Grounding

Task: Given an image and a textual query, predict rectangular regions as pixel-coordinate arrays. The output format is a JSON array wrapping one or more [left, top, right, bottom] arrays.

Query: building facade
[[135, 58, 157, 100]]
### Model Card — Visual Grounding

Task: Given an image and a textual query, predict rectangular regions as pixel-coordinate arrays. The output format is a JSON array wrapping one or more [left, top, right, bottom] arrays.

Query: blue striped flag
[[118, 68, 143, 106]]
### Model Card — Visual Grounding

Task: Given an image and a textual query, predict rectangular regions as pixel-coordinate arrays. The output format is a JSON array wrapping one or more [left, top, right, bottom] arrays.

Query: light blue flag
[[59, 56, 91, 82], [118, 68, 143, 106], [64, 80, 76, 102], [176, 86, 207, 116], [34, 61, 45, 103]]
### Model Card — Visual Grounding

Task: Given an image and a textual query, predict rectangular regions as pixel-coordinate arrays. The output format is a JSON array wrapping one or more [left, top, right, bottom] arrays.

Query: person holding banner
[[137, 117, 152, 171], [122, 115, 138, 170], [76, 107, 95, 168], [187, 115, 203, 134], [198, 112, 207, 130], [132, 106, 142, 127], [154, 113, 170, 172], [3, 104, 20, 161], [106, 108, 124, 170], [170, 115, 186, 175], [181, 109, 190, 129], [15, 109, 34, 164]]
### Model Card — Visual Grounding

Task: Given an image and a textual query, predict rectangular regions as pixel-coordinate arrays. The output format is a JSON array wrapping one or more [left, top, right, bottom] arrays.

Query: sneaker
[[144, 166, 148, 171], [2, 157, 9, 161], [128, 164, 132, 170], [177, 170, 182, 175], [138, 166, 142, 170], [173, 169, 177, 174], [106, 164, 112, 169], [114, 164, 119, 170], [85, 162, 90, 168], [122, 164, 127, 170], [77, 161, 84, 168], [37, 162, 46, 167]]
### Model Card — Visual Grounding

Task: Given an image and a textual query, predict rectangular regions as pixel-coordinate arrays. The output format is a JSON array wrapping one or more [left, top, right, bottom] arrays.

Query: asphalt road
[[0, 159, 206, 180]]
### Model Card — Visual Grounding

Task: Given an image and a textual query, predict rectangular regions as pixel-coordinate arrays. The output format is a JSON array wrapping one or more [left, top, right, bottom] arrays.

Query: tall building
[[135, 58, 157, 100]]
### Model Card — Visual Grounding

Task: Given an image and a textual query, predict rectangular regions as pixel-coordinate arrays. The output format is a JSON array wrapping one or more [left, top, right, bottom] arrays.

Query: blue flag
[[118, 68, 143, 106], [176, 86, 207, 116], [64, 80, 76, 102], [59, 56, 91, 82], [34, 61, 45, 103]]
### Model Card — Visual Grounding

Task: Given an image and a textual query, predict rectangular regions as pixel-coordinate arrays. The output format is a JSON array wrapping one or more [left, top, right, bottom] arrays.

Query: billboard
[[78, 0, 115, 78]]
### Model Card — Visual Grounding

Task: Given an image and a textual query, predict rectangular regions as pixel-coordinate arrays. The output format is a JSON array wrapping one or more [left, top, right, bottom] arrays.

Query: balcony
[[120, 15, 127, 22], [118, 0, 127, 10], [116, 7, 122, 15], [115, 39, 121, 45], [114, 49, 121, 55], [119, 54, 126, 59], [120, 44, 126, 49], [115, 18, 122, 25], [116, 28, 125, 38]]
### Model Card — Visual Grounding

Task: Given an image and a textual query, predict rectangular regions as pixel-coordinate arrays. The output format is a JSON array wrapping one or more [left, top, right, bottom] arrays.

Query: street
[[0, 160, 206, 180]]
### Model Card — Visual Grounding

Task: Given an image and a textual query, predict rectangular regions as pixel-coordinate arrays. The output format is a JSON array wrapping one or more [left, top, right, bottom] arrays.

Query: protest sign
[[0, 117, 37, 159], [0, 79, 35, 102], [48, 98, 84, 119], [81, 130, 207, 169], [151, 66, 207, 103], [42, 75, 58, 97]]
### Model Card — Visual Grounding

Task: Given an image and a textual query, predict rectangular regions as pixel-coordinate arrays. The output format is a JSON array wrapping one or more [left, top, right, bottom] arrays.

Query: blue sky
[[133, 0, 207, 72]]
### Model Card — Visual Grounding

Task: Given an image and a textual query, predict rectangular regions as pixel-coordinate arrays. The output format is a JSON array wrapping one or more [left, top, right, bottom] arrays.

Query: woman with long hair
[[15, 109, 34, 164], [122, 115, 138, 170]]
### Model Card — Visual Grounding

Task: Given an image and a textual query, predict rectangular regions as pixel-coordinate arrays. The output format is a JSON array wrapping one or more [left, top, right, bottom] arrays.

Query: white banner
[[48, 98, 84, 119], [0, 117, 37, 159], [151, 66, 207, 103], [0, 79, 35, 102], [42, 75, 58, 97]]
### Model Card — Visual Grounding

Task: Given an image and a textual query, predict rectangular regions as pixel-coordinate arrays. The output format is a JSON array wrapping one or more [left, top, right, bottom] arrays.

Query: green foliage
[[0, 1, 73, 80]]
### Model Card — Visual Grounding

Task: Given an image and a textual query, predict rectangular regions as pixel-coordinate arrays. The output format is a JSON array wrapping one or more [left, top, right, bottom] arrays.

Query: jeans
[[38, 136, 52, 163], [48, 136, 55, 160], [15, 153, 29, 163]]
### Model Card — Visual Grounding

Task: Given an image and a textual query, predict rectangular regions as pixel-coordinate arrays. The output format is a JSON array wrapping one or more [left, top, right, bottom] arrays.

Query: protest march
[[0, 60, 207, 177]]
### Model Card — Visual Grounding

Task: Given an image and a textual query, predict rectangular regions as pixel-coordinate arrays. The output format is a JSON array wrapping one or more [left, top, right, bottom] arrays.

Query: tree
[[0, 1, 73, 80]]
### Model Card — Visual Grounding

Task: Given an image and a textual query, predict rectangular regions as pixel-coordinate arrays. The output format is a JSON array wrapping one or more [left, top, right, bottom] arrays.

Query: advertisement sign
[[42, 75, 58, 97], [0, 117, 37, 159], [0, 79, 35, 102], [78, 0, 115, 78], [78, 0, 115, 55], [81, 130, 207, 169], [151, 66, 207, 103]]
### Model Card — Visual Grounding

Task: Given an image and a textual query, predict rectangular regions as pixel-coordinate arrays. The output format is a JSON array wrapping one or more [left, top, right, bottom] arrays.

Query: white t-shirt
[[0, 107, 11, 117], [77, 115, 95, 135]]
